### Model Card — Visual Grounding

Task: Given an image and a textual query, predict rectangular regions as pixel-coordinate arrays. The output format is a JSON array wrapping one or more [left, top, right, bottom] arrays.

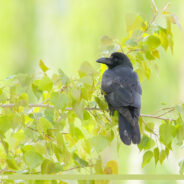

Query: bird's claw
[[109, 109, 114, 116]]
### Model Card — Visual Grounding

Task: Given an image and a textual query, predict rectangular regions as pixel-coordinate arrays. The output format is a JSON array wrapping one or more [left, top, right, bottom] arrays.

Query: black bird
[[96, 52, 142, 145]]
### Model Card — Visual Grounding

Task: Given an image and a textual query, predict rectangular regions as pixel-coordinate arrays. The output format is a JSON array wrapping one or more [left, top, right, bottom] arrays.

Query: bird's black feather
[[96, 52, 142, 145]]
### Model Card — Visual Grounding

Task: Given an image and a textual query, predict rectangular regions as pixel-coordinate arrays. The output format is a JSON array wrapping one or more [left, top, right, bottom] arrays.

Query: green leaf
[[89, 136, 109, 152], [158, 26, 169, 50], [40, 60, 49, 72], [32, 83, 42, 99], [145, 122, 155, 133], [78, 62, 96, 77], [145, 51, 155, 60], [138, 135, 155, 151], [70, 125, 84, 140], [142, 151, 153, 168], [179, 159, 184, 175], [24, 150, 44, 169], [104, 160, 118, 174], [101, 35, 113, 45], [79, 76, 93, 86], [41, 159, 63, 174], [13, 129, 25, 144], [126, 39, 137, 47], [37, 117, 53, 133], [17, 93, 29, 106], [152, 50, 160, 59], [71, 88, 81, 101], [106, 130, 114, 142], [83, 110, 91, 120], [73, 101, 84, 120], [160, 150, 166, 164], [50, 92, 71, 109], [125, 15, 144, 33], [34, 76, 53, 91], [82, 140, 91, 154], [81, 87, 93, 100], [159, 123, 175, 145], [21, 145, 34, 153], [53, 144, 63, 162], [0, 113, 18, 134], [1, 140, 9, 153], [175, 124, 184, 144], [6, 157, 19, 170], [58, 69, 69, 85], [144, 35, 161, 50], [154, 147, 159, 165], [73, 153, 88, 167], [95, 97, 107, 110], [0, 88, 7, 103], [44, 108, 54, 123], [56, 133, 65, 147], [94, 157, 104, 174], [0, 115, 14, 134]]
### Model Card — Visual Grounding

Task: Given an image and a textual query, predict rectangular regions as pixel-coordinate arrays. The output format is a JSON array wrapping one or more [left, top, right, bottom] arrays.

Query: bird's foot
[[109, 109, 114, 116]]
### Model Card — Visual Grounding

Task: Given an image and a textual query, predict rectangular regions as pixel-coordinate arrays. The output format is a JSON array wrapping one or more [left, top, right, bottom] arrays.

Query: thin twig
[[127, 49, 143, 55], [157, 108, 176, 118], [140, 114, 175, 121], [0, 103, 54, 108], [0, 164, 95, 175], [152, 106, 176, 115], [0, 168, 16, 174], [63, 164, 94, 172]]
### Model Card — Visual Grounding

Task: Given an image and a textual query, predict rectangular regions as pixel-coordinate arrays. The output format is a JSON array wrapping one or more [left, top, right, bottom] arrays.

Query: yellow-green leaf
[[50, 92, 71, 109], [40, 60, 49, 72], [90, 136, 109, 152], [101, 35, 113, 45], [144, 35, 161, 50], [24, 150, 44, 169], [41, 159, 63, 174], [37, 117, 53, 133], [73, 153, 88, 167], [142, 151, 153, 168], [104, 160, 118, 174], [138, 135, 155, 151], [160, 150, 166, 164], [154, 147, 159, 165], [179, 159, 184, 175], [159, 123, 175, 146]]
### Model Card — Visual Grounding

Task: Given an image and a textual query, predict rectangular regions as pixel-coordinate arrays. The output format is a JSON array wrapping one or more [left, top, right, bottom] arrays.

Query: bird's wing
[[103, 67, 141, 108]]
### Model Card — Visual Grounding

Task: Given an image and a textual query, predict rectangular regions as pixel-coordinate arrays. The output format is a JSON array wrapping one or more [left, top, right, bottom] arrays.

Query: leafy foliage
[[0, 1, 183, 184]]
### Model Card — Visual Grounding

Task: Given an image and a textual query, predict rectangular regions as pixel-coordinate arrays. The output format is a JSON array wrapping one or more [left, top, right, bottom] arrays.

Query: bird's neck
[[108, 63, 133, 69]]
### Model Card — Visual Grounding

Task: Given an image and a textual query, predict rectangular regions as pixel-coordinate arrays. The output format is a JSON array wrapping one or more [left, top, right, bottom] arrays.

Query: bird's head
[[96, 52, 133, 69]]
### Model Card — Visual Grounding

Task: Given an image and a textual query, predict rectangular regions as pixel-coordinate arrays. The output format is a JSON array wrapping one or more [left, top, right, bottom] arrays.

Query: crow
[[96, 52, 142, 145]]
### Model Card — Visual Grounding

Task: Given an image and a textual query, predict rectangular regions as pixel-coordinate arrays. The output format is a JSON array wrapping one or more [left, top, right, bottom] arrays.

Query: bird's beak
[[96, 57, 112, 65]]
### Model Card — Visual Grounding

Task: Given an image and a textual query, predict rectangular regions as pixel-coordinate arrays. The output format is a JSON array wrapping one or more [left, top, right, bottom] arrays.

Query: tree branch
[[0, 103, 176, 121]]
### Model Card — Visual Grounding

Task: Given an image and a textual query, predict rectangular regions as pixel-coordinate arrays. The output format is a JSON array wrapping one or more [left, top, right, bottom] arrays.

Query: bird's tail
[[118, 113, 140, 145]]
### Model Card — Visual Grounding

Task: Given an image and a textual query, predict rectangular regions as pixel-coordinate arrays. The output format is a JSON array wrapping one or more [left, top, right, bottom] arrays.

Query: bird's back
[[101, 65, 141, 108]]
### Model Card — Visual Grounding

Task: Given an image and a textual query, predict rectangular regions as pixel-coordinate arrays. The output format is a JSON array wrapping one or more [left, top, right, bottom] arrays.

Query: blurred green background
[[0, 0, 183, 183]]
